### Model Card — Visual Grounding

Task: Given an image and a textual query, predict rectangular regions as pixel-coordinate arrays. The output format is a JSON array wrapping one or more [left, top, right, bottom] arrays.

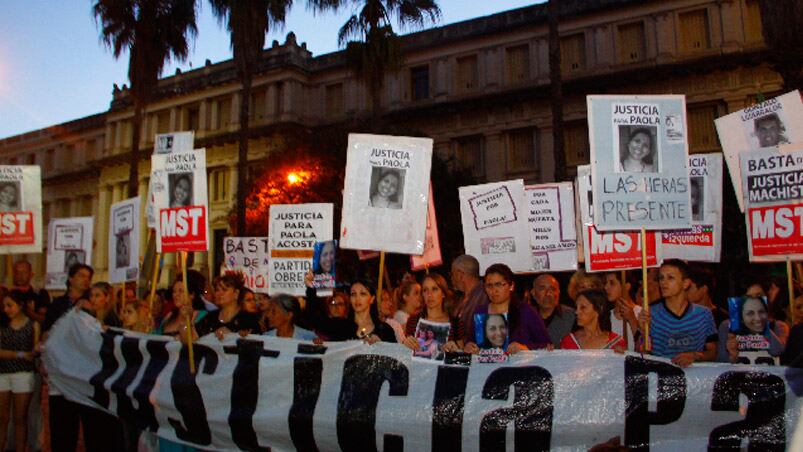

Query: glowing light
[[287, 173, 300, 184]]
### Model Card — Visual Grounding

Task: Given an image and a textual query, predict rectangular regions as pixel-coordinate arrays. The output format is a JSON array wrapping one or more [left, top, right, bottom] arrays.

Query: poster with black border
[[0, 166, 42, 254], [108, 197, 140, 284], [525, 182, 577, 272], [588, 95, 692, 231], [45, 217, 93, 290]]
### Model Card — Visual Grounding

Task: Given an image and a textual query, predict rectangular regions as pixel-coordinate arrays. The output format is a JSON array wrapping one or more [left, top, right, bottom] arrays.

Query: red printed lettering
[[159, 206, 207, 252], [0, 212, 35, 246]]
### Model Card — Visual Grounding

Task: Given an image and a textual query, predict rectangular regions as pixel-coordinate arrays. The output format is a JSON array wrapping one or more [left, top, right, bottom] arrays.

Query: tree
[[758, 0, 803, 91], [210, 0, 293, 235], [312, 0, 441, 128], [94, 0, 198, 196], [547, 0, 566, 182]]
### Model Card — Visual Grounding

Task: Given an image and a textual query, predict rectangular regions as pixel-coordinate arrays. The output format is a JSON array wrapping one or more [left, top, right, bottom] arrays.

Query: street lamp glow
[[287, 172, 300, 185]]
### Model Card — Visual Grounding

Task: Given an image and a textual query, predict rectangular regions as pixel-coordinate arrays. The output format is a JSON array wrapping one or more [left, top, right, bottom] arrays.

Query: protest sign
[[727, 296, 779, 365], [147, 132, 195, 228], [268, 203, 333, 296], [108, 197, 140, 284], [525, 183, 577, 272], [588, 95, 692, 231], [740, 144, 803, 261], [577, 165, 660, 272], [0, 166, 42, 254], [716, 90, 803, 212], [45, 217, 93, 290], [662, 153, 723, 262], [411, 185, 442, 271], [411, 318, 450, 361], [223, 237, 270, 293], [340, 134, 432, 255], [45, 310, 802, 452], [151, 148, 208, 253], [312, 240, 337, 290], [459, 179, 532, 273]]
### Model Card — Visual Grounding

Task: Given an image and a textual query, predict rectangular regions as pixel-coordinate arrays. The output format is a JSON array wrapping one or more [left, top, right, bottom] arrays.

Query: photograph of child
[[412, 318, 451, 361]]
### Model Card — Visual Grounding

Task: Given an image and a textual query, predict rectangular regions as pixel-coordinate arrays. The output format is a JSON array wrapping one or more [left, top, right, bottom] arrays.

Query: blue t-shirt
[[263, 326, 318, 341], [649, 299, 717, 358]]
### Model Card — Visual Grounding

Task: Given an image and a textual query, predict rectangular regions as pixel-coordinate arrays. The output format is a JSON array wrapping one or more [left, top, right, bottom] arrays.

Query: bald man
[[531, 274, 575, 347], [450, 254, 488, 342]]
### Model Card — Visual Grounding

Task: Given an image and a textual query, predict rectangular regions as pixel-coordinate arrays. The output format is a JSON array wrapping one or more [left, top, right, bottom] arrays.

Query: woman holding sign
[[154, 271, 209, 339], [463, 264, 550, 354], [402, 274, 462, 353]]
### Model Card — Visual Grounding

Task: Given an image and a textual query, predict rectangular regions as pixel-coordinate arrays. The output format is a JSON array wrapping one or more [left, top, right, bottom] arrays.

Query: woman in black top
[[195, 273, 260, 338]]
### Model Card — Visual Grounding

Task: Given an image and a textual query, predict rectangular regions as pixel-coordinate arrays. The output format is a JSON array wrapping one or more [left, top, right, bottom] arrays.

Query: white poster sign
[[661, 153, 723, 262], [459, 179, 531, 274], [223, 237, 270, 294], [339, 134, 432, 255], [46, 217, 93, 290], [147, 132, 195, 227], [524, 183, 577, 272], [268, 203, 333, 296], [108, 197, 140, 284], [716, 90, 803, 212], [411, 185, 442, 271], [151, 149, 209, 253], [0, 166, 42, 254], [589, 95, 692, 231]]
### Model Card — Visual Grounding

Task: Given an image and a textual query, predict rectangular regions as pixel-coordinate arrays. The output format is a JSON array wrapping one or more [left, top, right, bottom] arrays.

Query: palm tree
[[94, 0, 198, 197], [312, 0, 441, 128], [757, 0, 803, 91], [209, 0, 292, 235]]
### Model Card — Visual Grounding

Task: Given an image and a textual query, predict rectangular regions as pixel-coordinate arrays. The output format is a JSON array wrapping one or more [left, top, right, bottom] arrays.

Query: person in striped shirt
[[637, 259, 717, 367]]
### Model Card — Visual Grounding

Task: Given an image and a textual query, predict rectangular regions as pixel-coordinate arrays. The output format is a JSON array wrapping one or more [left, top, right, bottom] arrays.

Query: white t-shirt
[[610, 305, 642, 351]]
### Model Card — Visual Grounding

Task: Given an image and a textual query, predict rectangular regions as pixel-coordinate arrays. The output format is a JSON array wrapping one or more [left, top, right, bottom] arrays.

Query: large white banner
[[108, 197, 140, 284], [661, 153, 723, 262], [716, 90, 803, 212], [223, 237, 270, 293], [151, 149, 208, 253], [339, 134, 432, 255], [268, 204, 333, 296], [524, 183, 577, 273], [459, 180, 532, 274], [45, 311, 803, 452], [589, 95, 692, 231], [0, 165, 42, 254], [45, 217, 94, 289]]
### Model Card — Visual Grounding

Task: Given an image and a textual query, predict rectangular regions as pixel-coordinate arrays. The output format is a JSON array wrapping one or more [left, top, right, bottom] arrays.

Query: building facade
[[0, 0, 782, 287]]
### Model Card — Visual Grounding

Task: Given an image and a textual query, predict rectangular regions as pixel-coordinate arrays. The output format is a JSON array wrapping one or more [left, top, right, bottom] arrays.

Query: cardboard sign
[[0, 166, 42, 253], [716, 90, 803, 212], [588, 95, 692, 231], [577, 165, 660, 272], [152, 149, 208, 253], [741, 144, 803, 261], [268, 203, 333, 296], [411, 185, 442, 271], [223, 237, 270, 294], [312, 240, 337, 290], [459, 179, 532, 274], [340, 134, 433, 255], [661, 153, 723, 262], [524, 183, 577, 272], [108, 197, 140, 284], [46, 217, 93, 290], [147, 132, 195, 228]]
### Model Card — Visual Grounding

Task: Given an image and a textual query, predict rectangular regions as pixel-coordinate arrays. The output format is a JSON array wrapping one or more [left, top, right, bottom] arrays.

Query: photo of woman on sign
[[368, 167, 404, 210], [169, 173, 193, 208], [478, 313, 509, 350], [618, 126, 658, 173], [0, 181, 21, 212]]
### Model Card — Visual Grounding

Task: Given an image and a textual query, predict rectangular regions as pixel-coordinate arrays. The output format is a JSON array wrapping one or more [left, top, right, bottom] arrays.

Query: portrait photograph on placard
[[411, 319, 451, 361], [312, 240, 337, 289], [168, 172, 193, 208], [0, 180, 22, 212], [115, 233, 131, 269], [617, 125, 659, 173], [63, 250, 85, 273], [474, 313, 509, 350], [368, 167, 405, 210], [690, 176, 704, 221]]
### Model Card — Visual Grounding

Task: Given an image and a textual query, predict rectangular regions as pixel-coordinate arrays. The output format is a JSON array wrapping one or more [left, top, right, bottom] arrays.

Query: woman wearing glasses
[[463, 263, 551, 354]]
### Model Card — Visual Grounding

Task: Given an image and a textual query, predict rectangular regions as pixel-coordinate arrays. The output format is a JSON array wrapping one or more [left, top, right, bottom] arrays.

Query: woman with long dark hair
[[153, 270, 209, 338], [402, 274, 462, 352]]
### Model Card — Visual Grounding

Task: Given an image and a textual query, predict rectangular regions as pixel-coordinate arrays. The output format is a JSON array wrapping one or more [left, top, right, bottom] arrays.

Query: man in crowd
[[638, 259, 717, 367], [450, 254, 488, 342], [686, 264, 727, 328], [531, 274, 574, 347], [12, 260, 50, 323]]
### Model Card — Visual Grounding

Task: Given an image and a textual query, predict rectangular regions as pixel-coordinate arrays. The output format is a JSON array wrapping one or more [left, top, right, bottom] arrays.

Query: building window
[[410, 66, 430, 100], [505, 45, 530, 84], [505, 128, 536, 172], [25, 154, 36, 165], [156, 110, 170, 135], [57, 199, 70, 218], [78, 195, 93, 216], [186, 105, 200, 131], [250, 88, 267, 122], [564, 121, 590, 166], [618, 22, 646, 63], [744, 0, 763, 43], [453, 135, 485, 179], [679, 9, 710, 52], [217, 96, 232, 129], [560, 34, 586, 72], [455, 55, 478, 94], [687, 103, 721, 153], [325, 83, 344, 117], [85, 138, 96, 161], [210, 168, 229, 202], [44, 149, 54, 171]]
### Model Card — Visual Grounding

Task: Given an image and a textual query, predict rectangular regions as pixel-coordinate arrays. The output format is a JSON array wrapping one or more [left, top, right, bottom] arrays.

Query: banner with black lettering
[[340, 134, 433, 255], [577, 165, 661, 272], [223, 237, 270, 293], [716, 90, 803, 212], [147, 132, 195, 228], [44, 310, 803, 451], [108, 197, 140, 284], [0, 165, 42, 254], [268, 204, 333, 296], [589, 95, 692, 231], [151, 148, 208, 253], [741, 144, 803, 261], [45, 217, 93, 290], [411, 185, 442, 271], [662, 153, 723, 262], [525, 182, 577, 272], [459, 179, 532, 274]]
